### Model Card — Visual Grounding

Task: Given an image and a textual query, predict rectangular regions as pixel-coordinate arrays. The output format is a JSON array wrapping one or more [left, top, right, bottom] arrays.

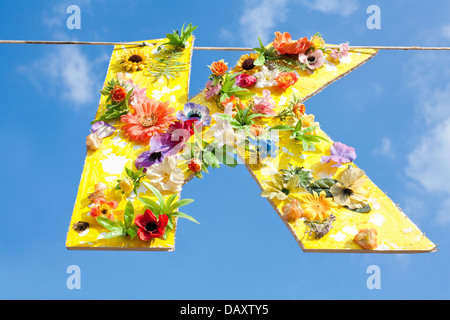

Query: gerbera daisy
[[300, 191, 337, 221], [120, 49, 149, 72], [120, 97, 176, 144], [233, 53, 261, 74]]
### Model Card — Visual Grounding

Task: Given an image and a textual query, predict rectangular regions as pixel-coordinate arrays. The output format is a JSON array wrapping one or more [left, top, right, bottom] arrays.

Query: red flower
[[135, 209, 169, 241], [275, 72, 298, 89], [188, 158, 202, 173], [90, 197, 118, 220], [110, 86, 127, 103]]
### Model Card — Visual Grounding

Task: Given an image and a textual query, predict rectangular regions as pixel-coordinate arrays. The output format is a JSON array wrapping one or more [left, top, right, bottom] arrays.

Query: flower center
[[145, 222, 157, 232], [307, 56, 317, 64], [242, 58, 255, 70], [139, 114, 158, 127], [281, 188, 290, 195], [342, 188, 354, 198], [149, 152, 163, 161], [101, 208, 109, 215], [187, 110, 202, 120], [162, 172, 171, 183], [128, 54, 143, 63]]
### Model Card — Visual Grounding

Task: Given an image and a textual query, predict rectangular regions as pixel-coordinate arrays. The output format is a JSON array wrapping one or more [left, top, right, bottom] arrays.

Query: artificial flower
[[120, 49, 149, 72], [235, 74, 257, 88], [91, 121, 116, 139], [116, 72, 148, 105], [321, 142, 357, 167], [135, 209, 169, 241], [89, 197, 118, 220], [120, 97, 176, 144], [110, 85, 127, 103], [300, 191, 338, 221], [233, 53, 260, 74], [282, 198, 304, 222], [353, 228, 378, 250], [252, 89, 276, 116], [177, 102, 212, 126], [329, 42, 350, 61], [275, 71, 298, 89], [254, 65, 279, 88], [260, 174, 300, 201], [249, 124, 265, 137], [330, 166, 369, 210], [187, 158, 202, 173], [292, 103, 306, 118], [221, 95, 240, 116], [146, 156, 185, 193], [209, 59, 228, 76], [300, 114, 319, 129], [119, 178, 134, 194], [203, 114, 236, 149], [310, 33, 325, 49], [299, 49, 324, 71], [86, 133, 102, 151], [273, 31, 311, 55], [204, 80, 222, 100], [135, 133, 177, 170], [88, 182, 108, 202]]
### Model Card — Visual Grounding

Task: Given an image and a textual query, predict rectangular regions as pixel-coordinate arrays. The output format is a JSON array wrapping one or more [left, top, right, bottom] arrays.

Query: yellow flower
[[233, 53, 261, 74], [260, 174, 300, 201], [330, 167, 369, 210], [310, 34, 325, 49], [300, 191, 337, 221], [119, 178, 134, 193], [120, 49, 149, 72]]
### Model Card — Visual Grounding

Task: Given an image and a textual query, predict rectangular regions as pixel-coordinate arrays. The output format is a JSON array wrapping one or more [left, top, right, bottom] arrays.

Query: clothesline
[[1, 39, 450, 51]]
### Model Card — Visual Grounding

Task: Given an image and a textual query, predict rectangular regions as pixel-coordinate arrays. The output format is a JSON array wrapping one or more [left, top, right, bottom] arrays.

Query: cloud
[[301, 0, 358, 17], [373, 137, 395, 159], [238, 0, 289, 46]]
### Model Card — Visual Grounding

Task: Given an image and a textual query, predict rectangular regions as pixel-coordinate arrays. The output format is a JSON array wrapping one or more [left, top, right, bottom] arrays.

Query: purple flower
[[321, 142, 356, 167], [135, 133, 177, 170], [177, 102, 212, 126], [91, 121, 116, 138]]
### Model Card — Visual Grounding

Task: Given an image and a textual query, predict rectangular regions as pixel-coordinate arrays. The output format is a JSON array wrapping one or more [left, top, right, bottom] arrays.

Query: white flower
[[204, 115, 236, 149], [146, 156, 184, 193], [254, 66, 279, 88]]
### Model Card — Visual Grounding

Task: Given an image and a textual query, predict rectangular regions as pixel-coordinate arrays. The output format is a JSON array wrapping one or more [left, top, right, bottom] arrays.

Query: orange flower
[[120, 97, 175, 144], [353, 228, 378, 250], [275, 72, 298, 89], [221, 95, 240, 116], [300, 191, 337, 221], [273, 31, 311, 55], [250, 124, 265, 137], [110, 86, 127, 103], [90, 197, 118, 220], [209, 59, 228, 76], [282, 199, 304, 222], [292, 103, 305, 118]]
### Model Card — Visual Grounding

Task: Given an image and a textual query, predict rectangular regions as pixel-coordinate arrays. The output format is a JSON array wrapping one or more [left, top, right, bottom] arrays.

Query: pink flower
[[235, 74, 257, 87], [299, 49, 324, 70], [204, 80, 222, 100], [329, 42, 350, 61], [252, 89, 276, 116]]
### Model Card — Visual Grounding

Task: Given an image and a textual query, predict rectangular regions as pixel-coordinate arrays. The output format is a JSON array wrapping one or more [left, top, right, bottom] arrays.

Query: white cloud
[[373, 137, 395, 159], [238, 0, 289, 46], [301, 0, 358, 17]]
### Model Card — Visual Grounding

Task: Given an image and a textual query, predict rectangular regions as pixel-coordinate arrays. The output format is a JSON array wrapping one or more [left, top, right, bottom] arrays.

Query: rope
[[1, 40, 450, 51]]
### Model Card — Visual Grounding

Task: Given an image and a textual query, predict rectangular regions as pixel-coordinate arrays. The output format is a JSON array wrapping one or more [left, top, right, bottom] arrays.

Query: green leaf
[[307, 178, 339, 197], [345, 204, 372, 213], [143, 182, 165, 208], [124, 200, 135, 229], [126, 226, 138, 240], [96, 217, 124, 232], [270, 125, 294, 131], [169, 199, 194, 213], [137, 197, 163, 216], [171, 211, 200, 224], [165, 193, 178, 212], [103, 229, 125, 239]]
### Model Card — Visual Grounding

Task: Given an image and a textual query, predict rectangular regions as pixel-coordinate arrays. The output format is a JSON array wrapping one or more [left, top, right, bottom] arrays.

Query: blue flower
[[176, 102, 211, 126]]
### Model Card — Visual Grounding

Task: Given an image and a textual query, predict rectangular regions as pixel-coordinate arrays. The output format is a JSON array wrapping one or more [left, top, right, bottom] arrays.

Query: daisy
[[120, 97, 175, 144], [300, 191, 338, 221], [120, 49, 149, 72], [233, 53, 260, 74]]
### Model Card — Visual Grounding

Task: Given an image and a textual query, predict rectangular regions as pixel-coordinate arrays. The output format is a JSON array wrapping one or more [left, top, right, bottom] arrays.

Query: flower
[[329, 42, 350, 60], [221, 95, 241, 115], [310, 33, 325, 49], [301, 114, 319, 128], [273, 31, 311, 55], [252, 89, 276, 116], [292, 103, 305, 118], [321, 142, 357, 167], [254, 65, 279, 88], [88, 182, 108, 202], [177, 102, 212, 126], [209, 59, 228, 76], [353, 228, 378, 250], [299, 49, 324, 71], [91, 121, 116, 139], [275, 71, 298, 89], [282, 198, 304, 222], [135, 209, 169, 241], [235, 74, 257, 88], [203, 114, 236, 149], [119, 178, 134, 194], [110, 85, 127, 103], [86, 133, 102, 151], [330, 167, 369, 210], [120, 97, 175, 144], [300, 191, 337, 221], [135, 133, 177, 170], [233, 53, 260, 74], [260, 174, 300, 201], [249, 124, 265, 137], [187, 158, 202, 173], [120, 49, 149, 72], [116, 72, 148, 105], [204, 80, 222, 100], [146, 156, 185, 193], [89, 197, 118, 220]]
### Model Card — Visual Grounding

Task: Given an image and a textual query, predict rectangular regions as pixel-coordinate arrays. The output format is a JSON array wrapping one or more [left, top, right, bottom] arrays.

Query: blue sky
[[1, 0, 450, 299]]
